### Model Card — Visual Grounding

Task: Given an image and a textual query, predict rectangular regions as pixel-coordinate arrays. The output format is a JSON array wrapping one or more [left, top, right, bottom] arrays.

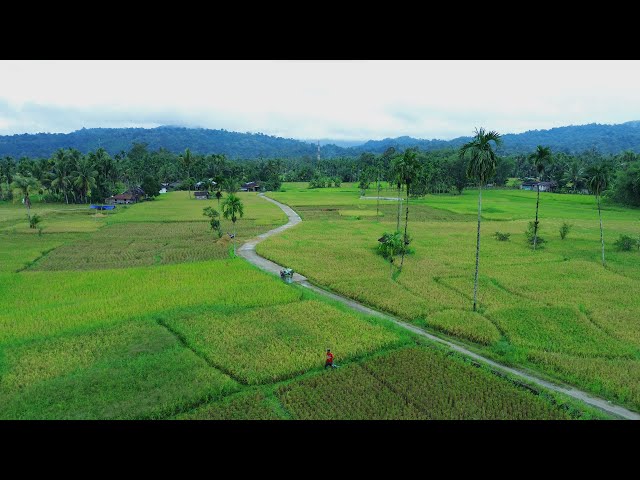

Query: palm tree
[[398, 149, 420, 270], [72, 156, 98, 204], [378, 147, 395, 222], [459, 128, 502, 312], [376, 161, 381, 221], [222, 193, 244, 255], [11, 174, 37, 223], [390, 154, 405, 231], [215, 188, 223, 212], [529, 145, 553, 250], [1, 156, 15, 200], [180, 148, 193, 199], [94, 147, 118, 191], [563, 160, 585, 193], [586, 163, 611, 267], [51, 149, 71, 204]]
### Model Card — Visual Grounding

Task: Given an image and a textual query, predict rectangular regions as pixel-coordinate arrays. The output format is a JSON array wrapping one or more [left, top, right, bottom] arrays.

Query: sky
[[0, 60, 639, 142]]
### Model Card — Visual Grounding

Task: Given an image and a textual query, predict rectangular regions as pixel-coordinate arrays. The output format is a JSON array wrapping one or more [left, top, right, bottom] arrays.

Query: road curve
[[238, 193, 640, 420]]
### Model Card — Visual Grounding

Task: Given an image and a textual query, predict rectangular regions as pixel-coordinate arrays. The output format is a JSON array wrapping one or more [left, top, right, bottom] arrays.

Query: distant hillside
[[2, 121, 640, 159], [0, 127, 321, 159], [352, 121, 640, 156]]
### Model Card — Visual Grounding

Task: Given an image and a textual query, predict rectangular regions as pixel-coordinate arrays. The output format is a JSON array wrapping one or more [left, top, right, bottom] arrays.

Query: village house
[[194, 191, 210, 200], [105, 192, 141, 205], [520, 180, 558, 192], [105, 187, 146, 205], [195, 179, 217, 189], [161, 181, 181, 193], [241, 181, 261, 192]]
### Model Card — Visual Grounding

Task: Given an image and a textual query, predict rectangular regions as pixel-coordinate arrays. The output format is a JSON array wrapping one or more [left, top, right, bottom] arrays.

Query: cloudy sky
[[0, 60, 639, 142]]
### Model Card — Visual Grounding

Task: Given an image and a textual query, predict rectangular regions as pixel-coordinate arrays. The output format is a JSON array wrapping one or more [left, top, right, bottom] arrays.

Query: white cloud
[[0, 60, 639, 140]]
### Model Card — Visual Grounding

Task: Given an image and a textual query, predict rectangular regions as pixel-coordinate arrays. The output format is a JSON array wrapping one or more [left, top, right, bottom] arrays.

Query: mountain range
[[2, 121, 640, 159]]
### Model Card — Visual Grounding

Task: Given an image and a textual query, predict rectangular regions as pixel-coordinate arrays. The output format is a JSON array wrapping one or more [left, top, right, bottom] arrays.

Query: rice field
[[0, 185, 618, 419], [259, 183, 640, 411], [277, 345, 583, 420], [159, 300, 406, 384]]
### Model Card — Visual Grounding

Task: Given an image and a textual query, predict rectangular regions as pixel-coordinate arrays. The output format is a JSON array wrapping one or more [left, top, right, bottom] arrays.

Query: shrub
[[614, 234, 637, 252], [377, 231, 404, 262], [41, 192, 64, 203], [203, 206, 222, 237], [525, 221, 545, 248], [494, 232, 511, 241], [559, 222, 572, 240], [29, 214, 42, 229], [309, 174, 332, 189]]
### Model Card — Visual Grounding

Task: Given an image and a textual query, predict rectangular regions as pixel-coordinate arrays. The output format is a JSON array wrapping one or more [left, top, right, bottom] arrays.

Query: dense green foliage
[[614, 234, 638, 251], [3, 128, 640, 212]]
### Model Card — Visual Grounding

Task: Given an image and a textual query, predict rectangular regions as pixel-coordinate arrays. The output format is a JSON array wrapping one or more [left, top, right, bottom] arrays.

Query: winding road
[[238, 193, 640, 420]]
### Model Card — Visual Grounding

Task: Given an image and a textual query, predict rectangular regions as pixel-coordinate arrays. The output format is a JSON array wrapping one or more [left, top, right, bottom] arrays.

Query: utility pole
[[317, 141, 321, 162]]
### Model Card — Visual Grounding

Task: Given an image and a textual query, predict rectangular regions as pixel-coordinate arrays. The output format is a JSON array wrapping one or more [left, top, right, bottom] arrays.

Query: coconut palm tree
[[94, 147, 118, 191], [586, 163, 611, 267], [72, 156, 98, 203], [180, 148, 193, 199], [563, 160, 585, 193], [51, 149, 71, 204], [222, 193, 244, 255], [459, 128, 502, 312], [529, 145, 553, 250], [11, 174, 37, 223], [0, 156, 14, 200]]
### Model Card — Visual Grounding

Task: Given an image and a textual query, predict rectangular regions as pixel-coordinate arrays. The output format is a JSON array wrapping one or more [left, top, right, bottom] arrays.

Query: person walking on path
[[325, 349, 338, 369]]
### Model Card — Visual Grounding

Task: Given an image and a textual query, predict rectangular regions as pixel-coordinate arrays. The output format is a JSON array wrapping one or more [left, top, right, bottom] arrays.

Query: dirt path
[[237, 194, 307, 283], [360, 196, 402, 201], [238, 193, 640, 420]]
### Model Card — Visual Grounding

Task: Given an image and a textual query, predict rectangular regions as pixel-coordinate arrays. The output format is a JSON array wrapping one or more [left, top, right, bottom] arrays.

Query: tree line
[[1, 140, 639, 210]]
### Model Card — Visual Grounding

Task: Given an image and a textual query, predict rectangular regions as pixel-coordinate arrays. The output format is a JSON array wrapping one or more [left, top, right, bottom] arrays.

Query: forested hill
[[354, 121, 640, 155], [2, 121, 640, 158], [0, 127, 321, 159]]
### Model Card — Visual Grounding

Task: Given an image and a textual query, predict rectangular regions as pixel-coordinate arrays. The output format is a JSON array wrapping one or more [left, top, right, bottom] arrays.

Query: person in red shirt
[[325, 349, 336, 369]]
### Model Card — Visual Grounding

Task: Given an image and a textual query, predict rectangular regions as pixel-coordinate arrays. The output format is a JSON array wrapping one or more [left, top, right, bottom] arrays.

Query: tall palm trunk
[[376, 175, 380, 222], [597, 194, 605, 266], [396, 185, 401, 231], [233, 219, 237, 256], [24, 193, 31, 224], [473, 184, 483, 312], [400, 184, 410, 270], [533, 184, 540, 250]]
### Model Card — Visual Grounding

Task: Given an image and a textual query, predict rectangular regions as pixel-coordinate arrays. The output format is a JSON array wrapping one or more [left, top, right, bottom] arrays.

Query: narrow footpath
[[237, 193, 640, 420]]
